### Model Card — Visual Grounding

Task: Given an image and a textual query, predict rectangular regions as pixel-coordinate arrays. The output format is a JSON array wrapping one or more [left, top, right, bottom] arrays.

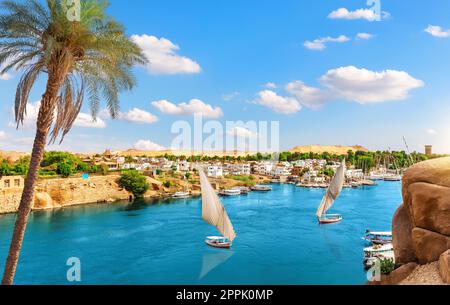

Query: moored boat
[[251, 185, 272, 192], [219, 188, 241, 196], [363, 231, 392, 245], [363, 243, 395, 268], [172, 191, 190, 199], [384, 174, 402, 182]]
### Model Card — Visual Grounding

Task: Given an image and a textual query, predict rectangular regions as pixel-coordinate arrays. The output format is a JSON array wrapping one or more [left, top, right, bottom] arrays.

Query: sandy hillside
[[290, 145, 369, 155], [0, 151, 30, 162]]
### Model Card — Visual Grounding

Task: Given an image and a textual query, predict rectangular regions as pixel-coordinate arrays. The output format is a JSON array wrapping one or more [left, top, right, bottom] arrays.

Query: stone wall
[[0, 175, 133, 214]]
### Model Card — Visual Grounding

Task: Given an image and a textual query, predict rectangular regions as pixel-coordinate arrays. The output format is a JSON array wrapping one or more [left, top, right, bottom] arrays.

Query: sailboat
[[199, 168, 237, 249], [316, 159, 346, 225]]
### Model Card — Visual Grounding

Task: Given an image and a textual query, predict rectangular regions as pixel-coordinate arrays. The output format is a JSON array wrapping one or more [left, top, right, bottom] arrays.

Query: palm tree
[[0, 0, 146, 285]]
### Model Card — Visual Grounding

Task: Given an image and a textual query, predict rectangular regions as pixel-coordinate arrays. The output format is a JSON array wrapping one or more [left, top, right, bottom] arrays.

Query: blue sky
[[1, 0, 450, 153]]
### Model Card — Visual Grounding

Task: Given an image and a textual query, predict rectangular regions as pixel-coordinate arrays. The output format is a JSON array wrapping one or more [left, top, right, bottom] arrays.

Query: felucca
[[316, 159, 346, 224], [199, 168, 237, 249]]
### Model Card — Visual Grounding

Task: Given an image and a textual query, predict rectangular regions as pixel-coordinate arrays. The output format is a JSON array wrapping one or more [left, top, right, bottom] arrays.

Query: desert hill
[[290, 145, 369, 155]]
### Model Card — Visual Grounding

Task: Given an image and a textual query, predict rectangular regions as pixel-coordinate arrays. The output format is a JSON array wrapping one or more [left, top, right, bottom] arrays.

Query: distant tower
[[425, 145, 433, 157]]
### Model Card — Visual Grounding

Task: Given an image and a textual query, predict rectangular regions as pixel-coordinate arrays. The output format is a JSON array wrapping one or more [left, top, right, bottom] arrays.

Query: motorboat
[[363, 231, 393, 245], [363, 243, 395, 268]]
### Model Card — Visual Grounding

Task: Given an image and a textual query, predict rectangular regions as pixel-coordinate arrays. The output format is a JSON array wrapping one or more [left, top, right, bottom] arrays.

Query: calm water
[[0, 181, 401, 285]]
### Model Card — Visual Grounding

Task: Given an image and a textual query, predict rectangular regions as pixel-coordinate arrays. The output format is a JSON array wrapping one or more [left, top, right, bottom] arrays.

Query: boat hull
[[318, 215, 343, 224], [205, 240, 232, 249]]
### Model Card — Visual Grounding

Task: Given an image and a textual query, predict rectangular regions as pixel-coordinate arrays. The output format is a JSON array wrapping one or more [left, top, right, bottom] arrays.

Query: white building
[[177, 160, 191, 172], [208, 165, 223, 178], [226, 163, 251, 176]]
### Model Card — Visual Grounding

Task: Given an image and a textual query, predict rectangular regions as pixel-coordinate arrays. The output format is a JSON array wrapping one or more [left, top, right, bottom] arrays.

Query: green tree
[[0, 0, 146, 285], [119, 171, 149, 197], [56, 162, 72, 178]]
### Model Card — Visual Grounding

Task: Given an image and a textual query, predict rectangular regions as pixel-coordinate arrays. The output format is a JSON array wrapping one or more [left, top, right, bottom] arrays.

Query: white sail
[[316, 160, 346, 218], [199, 168, 237, 242]]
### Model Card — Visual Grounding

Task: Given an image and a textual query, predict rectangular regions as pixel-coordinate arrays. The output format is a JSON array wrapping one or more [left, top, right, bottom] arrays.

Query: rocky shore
[[378, 157, 450, 285]]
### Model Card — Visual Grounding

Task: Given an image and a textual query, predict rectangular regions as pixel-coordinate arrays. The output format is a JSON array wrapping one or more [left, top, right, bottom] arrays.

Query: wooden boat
[[199, 168, 237, 249], [318, 214, 343, 224], [172, 191, 190, 199], [384, 174, 402, 182], [205, 236, 232, 249], [219, 188, 241, 196], [316, 160, 346, 225], [251, 185, 272, 192]]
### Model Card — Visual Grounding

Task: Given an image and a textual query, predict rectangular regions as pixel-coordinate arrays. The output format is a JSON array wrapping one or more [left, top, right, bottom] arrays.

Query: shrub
[[380, 258, 395, 275], [163, 181, 172, 188], [57, 162, 73, 178], [119, 171, 149, 198]]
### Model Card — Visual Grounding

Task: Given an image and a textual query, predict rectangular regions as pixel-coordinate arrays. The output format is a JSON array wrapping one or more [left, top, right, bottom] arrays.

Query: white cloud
[[427, 128, 437, 135], [222, 92, 240, 101], [304, 35, 350, 51], [255, 90, 301, 115], [152, 99, 223, 118], [320, 66, 424, 104], [131, 34, 201, 75], [328, 8, 389, 21], [425, 25, 450, 38], [0, 57, 17, 80], [134, 139, 166, 151], [226, 127, 259, 139], [264, 82, 277, 89], [356, 33, 374, 40], [0, 131, 7, 140], [254, 66, 423, 113], [74, 113, 107, 129], [285, 81, 328, 109], [119, 108, 158, 124]]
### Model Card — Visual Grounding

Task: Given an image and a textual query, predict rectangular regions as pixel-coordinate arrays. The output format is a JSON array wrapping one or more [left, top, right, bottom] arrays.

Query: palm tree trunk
[[1, 72, 63, 285]]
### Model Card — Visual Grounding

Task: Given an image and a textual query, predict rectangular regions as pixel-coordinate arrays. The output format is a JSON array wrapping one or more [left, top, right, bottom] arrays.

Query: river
[[0, 181, 402, 285]]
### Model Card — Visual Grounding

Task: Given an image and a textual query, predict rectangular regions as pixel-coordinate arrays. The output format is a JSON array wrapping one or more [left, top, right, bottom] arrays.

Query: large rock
[[412, 228, 450, 264], [439, 250, 450, 284], [408, 182, 450, 235], [33, 192, 55, 210], [392, 205, 417, 264], [369, 262, 418, 285], [393, 157, 450, 265]]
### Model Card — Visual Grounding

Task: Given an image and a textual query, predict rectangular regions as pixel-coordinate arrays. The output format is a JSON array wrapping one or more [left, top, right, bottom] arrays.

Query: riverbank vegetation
[[119, 171, 149, 198]]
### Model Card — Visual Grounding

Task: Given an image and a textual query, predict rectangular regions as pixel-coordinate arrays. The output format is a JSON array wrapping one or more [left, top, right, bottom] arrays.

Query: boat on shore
[[199, 168, 237, 249], [316, 160, 346, 225], [363, 231, 393, 245], [384, 174, 402, 182], [219, 188, 242, 196], [251, 185, 272, 192], [172, 191, 190, 199]]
